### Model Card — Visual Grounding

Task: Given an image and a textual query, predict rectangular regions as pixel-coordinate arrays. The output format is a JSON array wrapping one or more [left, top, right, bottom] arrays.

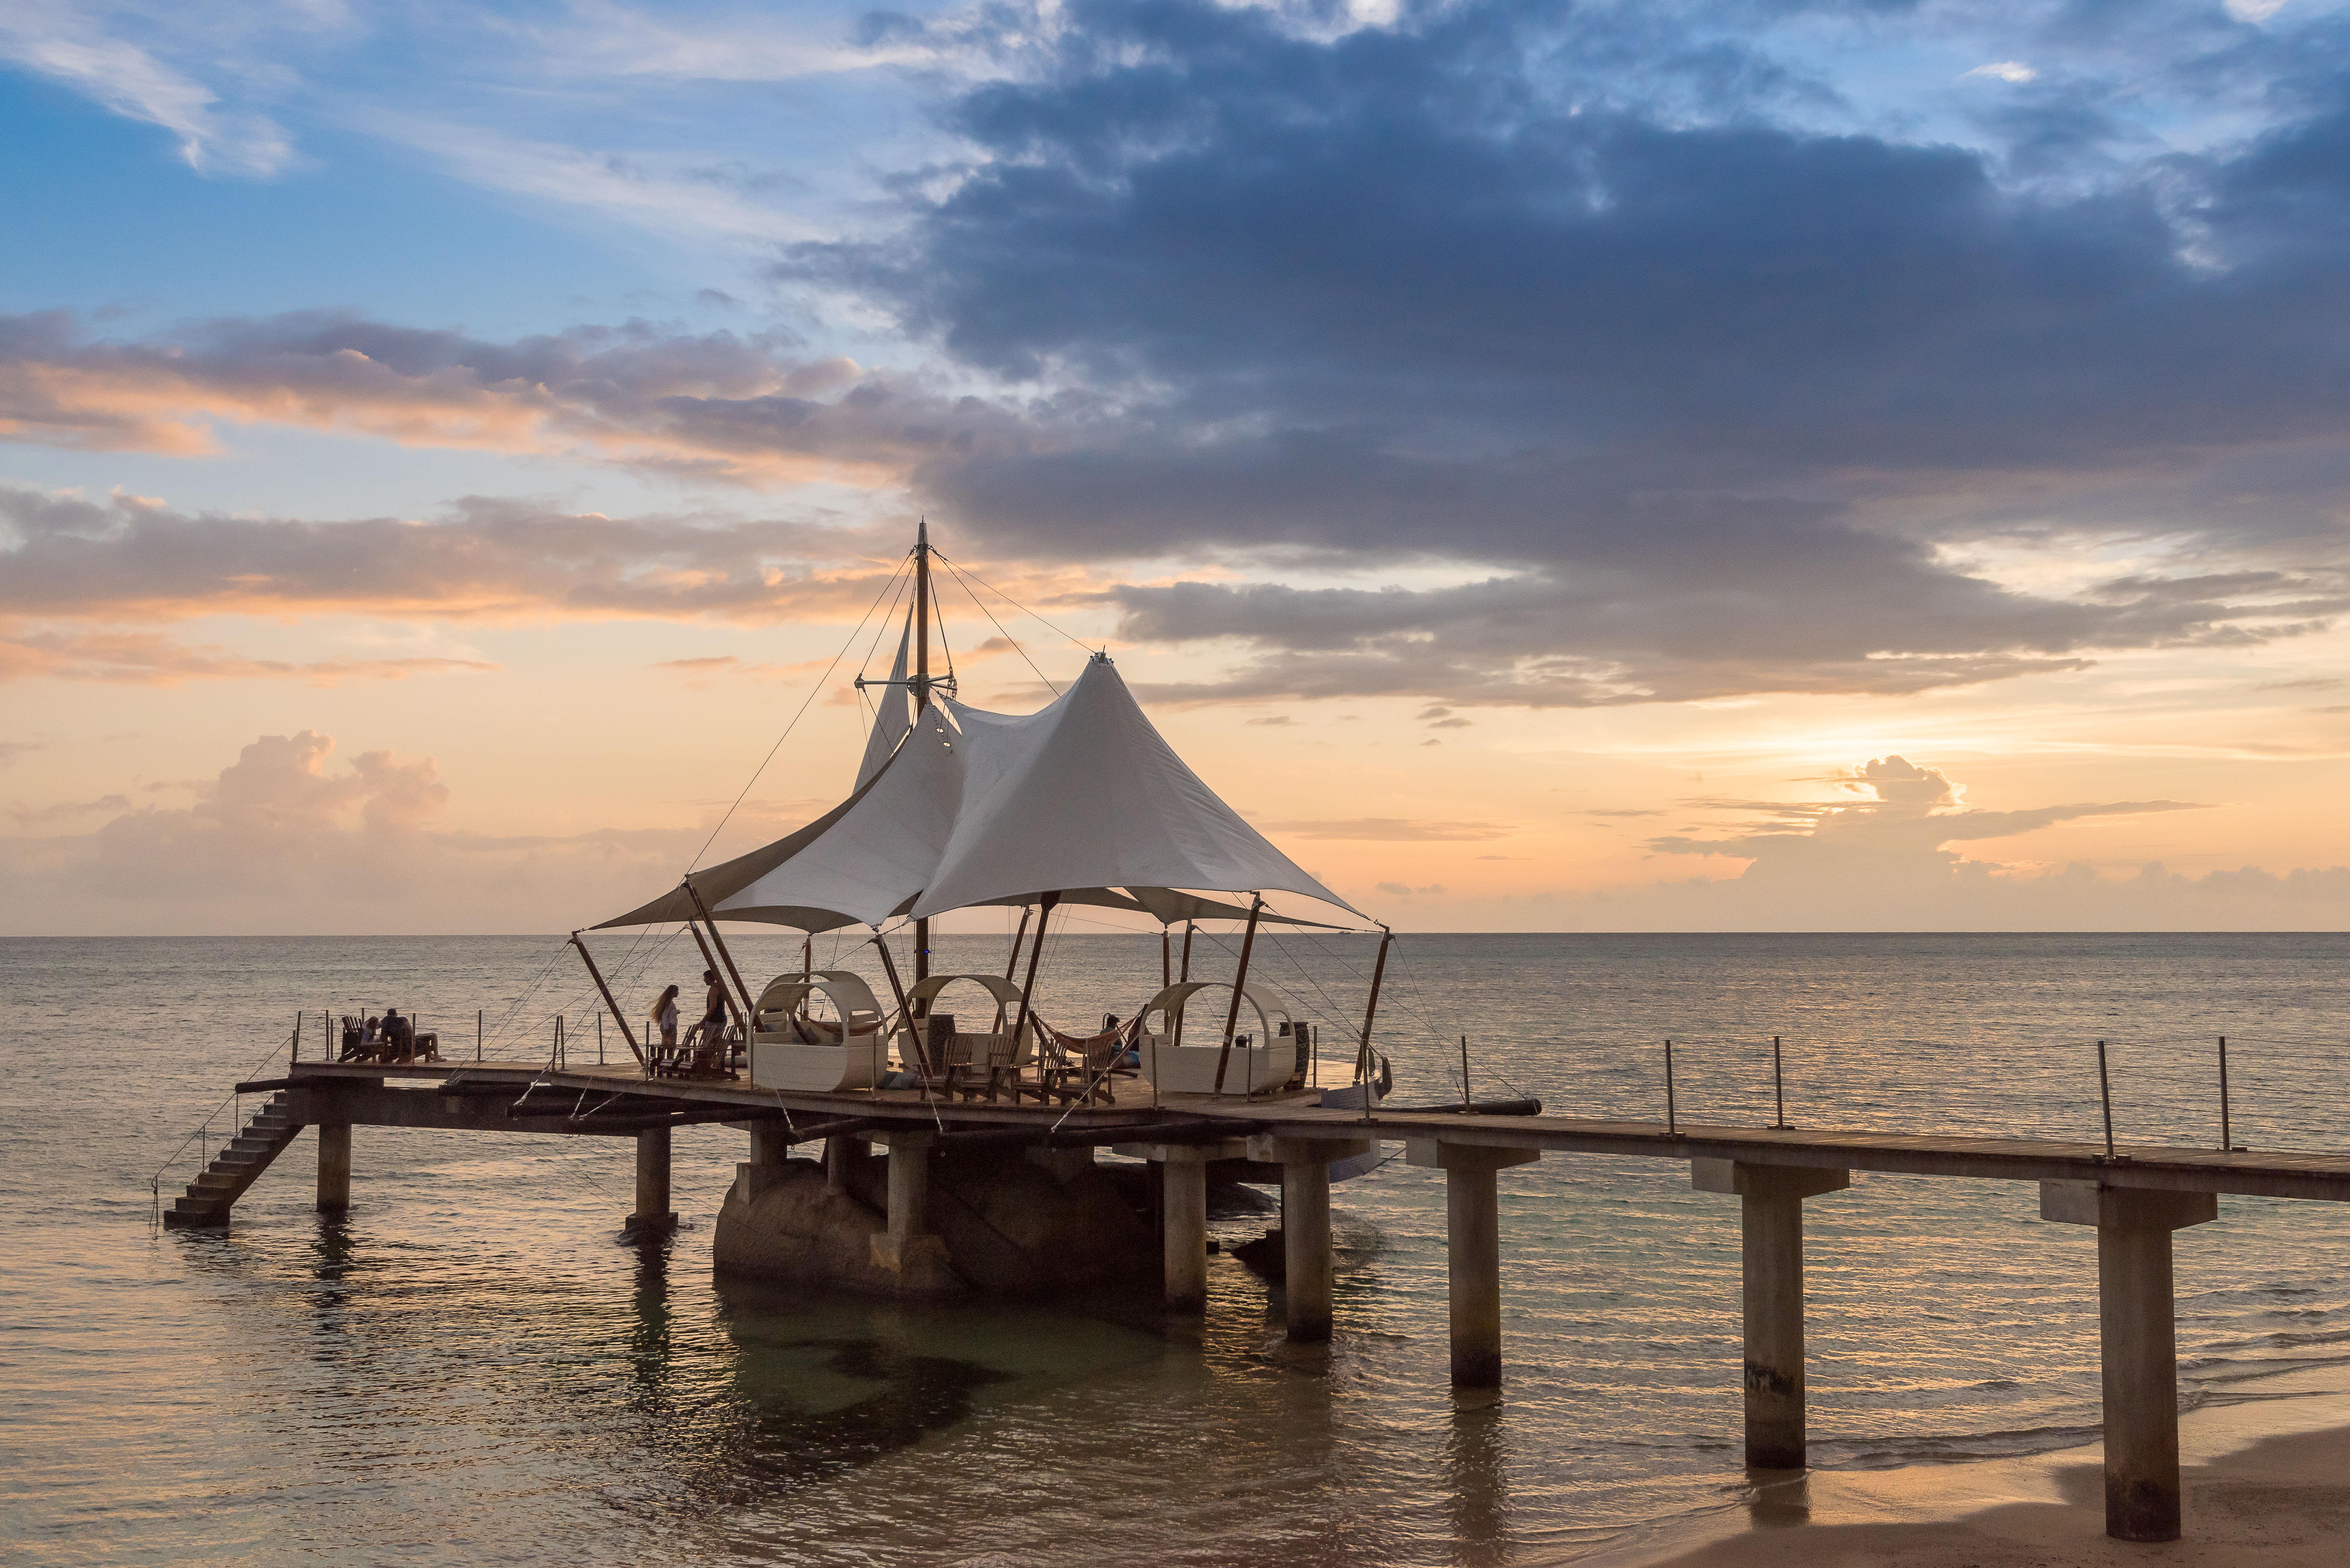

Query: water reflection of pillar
[[627, 1233, 672, 1396], [1445, 1398, 1509, 1566]]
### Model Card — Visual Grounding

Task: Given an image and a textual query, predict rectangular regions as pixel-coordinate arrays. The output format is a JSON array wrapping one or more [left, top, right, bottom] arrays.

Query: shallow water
[[5, 932, 2349, 1566]]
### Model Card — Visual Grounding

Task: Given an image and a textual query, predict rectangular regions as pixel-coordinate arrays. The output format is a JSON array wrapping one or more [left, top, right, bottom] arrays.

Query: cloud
[[1261, 817, 1513, 841], [765, 0, 2350, 706], [0, 627, 497, 686], [7, 793, 129, 827], [45, 730, 450, 898], [0, 310, 1021, 487], [1642, 753, 2208, 906], [0, 741, 41, 769], [1964, 61, 2037, 84], [1244, 714, 1295, 726], [0, 727, 800, 934], [0, 483, 914, 625], [0, 6, 293, 176], [1374, 881, 1446, 896]]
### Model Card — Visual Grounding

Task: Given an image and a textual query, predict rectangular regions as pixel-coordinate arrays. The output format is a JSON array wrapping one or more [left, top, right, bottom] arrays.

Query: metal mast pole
[[913, 519, 931, 985]]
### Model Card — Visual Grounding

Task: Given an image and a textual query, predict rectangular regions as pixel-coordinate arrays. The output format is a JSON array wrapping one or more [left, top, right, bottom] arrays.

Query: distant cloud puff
[[1964, 61, 2036, 83]]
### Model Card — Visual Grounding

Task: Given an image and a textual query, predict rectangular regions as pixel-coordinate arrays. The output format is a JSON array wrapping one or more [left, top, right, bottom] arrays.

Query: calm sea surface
[[6, 931, 2350, 1566]]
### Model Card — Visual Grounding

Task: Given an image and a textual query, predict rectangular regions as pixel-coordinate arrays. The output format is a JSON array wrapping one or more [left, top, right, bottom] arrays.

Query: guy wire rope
[[687, 551, 914, 875]]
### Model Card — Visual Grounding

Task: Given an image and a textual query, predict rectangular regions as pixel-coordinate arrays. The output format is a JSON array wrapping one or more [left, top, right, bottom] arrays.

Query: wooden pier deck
[[169, 1054, 2350, 1546], [268, 1056, 2350, 1202]]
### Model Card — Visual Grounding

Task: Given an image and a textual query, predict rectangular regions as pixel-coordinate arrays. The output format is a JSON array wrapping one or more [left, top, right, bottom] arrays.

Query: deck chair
[[1038, 1020, 1133, 1106]]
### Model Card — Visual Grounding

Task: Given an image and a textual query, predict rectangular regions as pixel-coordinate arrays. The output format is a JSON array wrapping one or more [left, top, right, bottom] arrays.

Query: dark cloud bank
[[6, 0, 2350, 709], [797, 0, 2350, 703]]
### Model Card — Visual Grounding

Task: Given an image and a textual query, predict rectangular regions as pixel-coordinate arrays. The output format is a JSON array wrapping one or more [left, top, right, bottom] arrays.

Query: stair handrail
[[150, 1023, 300, 1215]]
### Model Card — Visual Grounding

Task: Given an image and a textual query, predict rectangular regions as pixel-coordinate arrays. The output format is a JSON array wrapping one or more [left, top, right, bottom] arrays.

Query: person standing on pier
[[649, 985, 681, 1058]]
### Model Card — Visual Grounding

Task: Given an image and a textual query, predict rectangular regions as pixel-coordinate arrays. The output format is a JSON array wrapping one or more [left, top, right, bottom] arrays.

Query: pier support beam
[[316, 1123, 350, 1213], [1110, 1138, 1250, 1313], [825, 1133, 868, 1193], [1409, 1140, 1541, 1388], [1692, 1159, 1850, 1469], [627, 1125, 677, 1235], [871, 1131, 948, 1276], [2040, 1181, 2218, 1543], [1162, 1148, 1211, 1312], [1250, 1134, 1372, 1343], [738, 1122, 794, 1202]]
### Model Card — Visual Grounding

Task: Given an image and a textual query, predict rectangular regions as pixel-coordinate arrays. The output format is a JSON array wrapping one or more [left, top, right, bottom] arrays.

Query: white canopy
[[716, 704, 962, 928], [594, 654, 1360, 931]]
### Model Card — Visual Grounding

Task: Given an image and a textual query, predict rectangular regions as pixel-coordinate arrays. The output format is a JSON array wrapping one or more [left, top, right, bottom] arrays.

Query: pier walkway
[[169, 1055, 2350, 1545]]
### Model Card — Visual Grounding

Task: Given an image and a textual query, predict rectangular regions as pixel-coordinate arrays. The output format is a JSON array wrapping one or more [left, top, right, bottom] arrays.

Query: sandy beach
[[1587, 1375, 2350, 1568]]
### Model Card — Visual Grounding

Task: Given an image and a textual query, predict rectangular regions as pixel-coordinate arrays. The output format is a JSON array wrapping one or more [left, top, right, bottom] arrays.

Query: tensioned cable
[[931, 549, 1097, 657], [936, 555, 1059, 697], [856, 564, 916, 695], [686, 554, 914, 874]]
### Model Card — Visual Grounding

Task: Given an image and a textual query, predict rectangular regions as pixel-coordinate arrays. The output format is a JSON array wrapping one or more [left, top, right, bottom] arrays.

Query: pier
[[161, 1054, 2350, 1545]]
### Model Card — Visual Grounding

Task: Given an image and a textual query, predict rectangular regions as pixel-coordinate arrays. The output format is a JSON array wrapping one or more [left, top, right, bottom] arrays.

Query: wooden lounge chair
[[1037, 1021, 1133, 1106]]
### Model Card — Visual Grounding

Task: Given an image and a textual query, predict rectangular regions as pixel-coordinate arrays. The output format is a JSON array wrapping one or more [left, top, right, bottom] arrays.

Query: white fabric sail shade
[[594, 654, 1360, 932]]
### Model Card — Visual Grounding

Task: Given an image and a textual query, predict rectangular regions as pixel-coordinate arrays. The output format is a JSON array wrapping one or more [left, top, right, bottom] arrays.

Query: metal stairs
[[162, 1093, 303, 1228]]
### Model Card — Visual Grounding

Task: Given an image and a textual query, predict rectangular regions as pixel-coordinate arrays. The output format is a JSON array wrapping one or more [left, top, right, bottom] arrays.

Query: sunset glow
[[5, 2, 2349, 934]]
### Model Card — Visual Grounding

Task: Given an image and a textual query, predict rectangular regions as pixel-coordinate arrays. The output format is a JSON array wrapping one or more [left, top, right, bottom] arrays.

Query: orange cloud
[[0, 627, 499, 685], [0, 311, 1030, 488]]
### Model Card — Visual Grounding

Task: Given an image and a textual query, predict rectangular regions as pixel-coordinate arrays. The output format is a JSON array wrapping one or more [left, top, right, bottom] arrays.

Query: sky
[[4, 0, 2349, 935]]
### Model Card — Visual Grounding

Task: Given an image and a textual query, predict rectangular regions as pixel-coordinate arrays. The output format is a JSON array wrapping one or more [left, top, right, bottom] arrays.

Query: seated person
[[381, 1007, 414, 1058], [362, 1014, 382, 1045]]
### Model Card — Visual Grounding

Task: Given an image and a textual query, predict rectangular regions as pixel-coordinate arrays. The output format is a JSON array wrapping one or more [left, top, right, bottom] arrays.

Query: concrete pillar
[[869, 1131, 947, 1274], [1162, 1148, 1210, 1312], [747, 1122, 794, 1167], [628, 1124, 677, 1235], [316, 1123, 351, 1212], [2040, 1181, 2219, 1542], [1692, 1159, 1850, 1469], [1410, 1140, 1541, 1388], [736, 1121, 794, 1202], [1250, 1134, 1372, 1344], [886, 1134, 928, 1239], [826, 1134, 868, 1192], [1285, 1158, 1333, 1341]]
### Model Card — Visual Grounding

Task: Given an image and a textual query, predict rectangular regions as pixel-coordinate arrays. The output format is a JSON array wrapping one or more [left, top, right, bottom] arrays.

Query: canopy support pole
[[1161, 928, 1171, 988], [871, 933, 911, 1024], [1002, 905, 1032, 983], [1174, 922, 1194, 1048], [685, 919, 748, 1038], [912, 519, 932, 985], [569, 931, 647, 1070], [684, 881, 757, 1026], [1212, 894, 1266, 1095], [1354, 925, 1393, 1121], [1010, 891, 1060, 1072], [801, 935, 812, 977]]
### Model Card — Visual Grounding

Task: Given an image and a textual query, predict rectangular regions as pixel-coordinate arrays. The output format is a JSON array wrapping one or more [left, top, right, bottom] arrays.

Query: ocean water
[[5, 931, 2349, 1567]]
